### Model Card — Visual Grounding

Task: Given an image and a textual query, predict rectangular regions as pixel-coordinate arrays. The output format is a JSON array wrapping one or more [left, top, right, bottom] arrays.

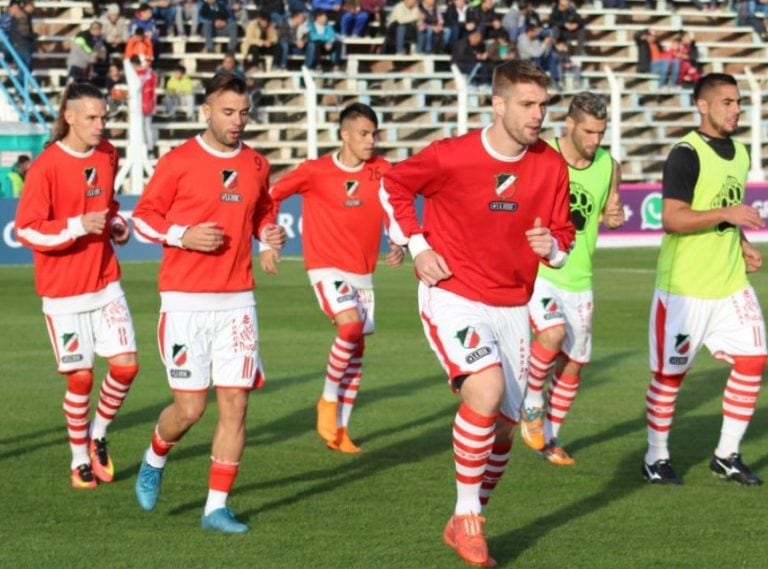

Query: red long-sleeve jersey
[[132, 136, 273, 301], [381, 128, 575, 307], [269, 153, 391, 275], [15, 140, 123, 305]]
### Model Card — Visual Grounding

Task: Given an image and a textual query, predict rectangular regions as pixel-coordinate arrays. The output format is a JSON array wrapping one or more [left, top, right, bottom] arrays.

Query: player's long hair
[[50, 82, 105, 145], [492, 60, 550, 97]]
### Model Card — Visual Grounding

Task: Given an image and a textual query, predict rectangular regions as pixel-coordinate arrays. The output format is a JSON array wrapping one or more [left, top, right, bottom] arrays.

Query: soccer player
[[380, 60, 575, 567], [14, 82, 139, 490], [642, 72, 766, 486], [260, 103, 404, 453], [519, 92, 625, 464], [131, 72, 286, 533]]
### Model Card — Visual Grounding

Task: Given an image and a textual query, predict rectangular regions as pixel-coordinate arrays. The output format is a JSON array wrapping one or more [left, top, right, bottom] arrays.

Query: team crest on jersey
[[489, 173, 518, 212], [83, 167, 103, 198], [172, 343, 188, 366], [62, 332, 79, 353], [220, 169, 242, 202], [712, 176, 743, 234], [344, 180, 362, 207], [569, 182, 594, 232]]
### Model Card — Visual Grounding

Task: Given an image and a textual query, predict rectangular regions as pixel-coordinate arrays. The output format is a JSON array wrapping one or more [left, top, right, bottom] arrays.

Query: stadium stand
[[5, 0, 768, 183]]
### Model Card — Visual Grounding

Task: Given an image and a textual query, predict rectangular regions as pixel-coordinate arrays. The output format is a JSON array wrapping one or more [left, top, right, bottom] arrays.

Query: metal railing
[[0, 29, 56, 125]]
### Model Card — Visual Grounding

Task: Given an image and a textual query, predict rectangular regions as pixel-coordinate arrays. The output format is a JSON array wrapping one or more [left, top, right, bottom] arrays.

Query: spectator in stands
[[7, 0, 36, 70], [417, 0, 449, 53], [444, 0, 473, 46], [104, 61, 128, 119], [99, 3, 130, 58], [130, 55, 158, 156], [502, 0, 524, 44], [92, 0, 124, 15], [340, 0, 369, 37], [517, 22, 554, 76], [487, 28, 515, 63], [485, 14, 508, 41], [199, 0, 239, 53], [735, 1, 768, 41], [636, 28, 680, 89], [3, 154, 30, 198], [359, 0, 386, 36], [451, 28, 492, 85], [242, 11, 279, 70], [164, 63, 195, 119], [148, 0, 178, 36], [312, 0, 343, 25], [551, 36, 581, 90], [470, 0, 497, 39], [276, 10, 308, 69], [521, 0, 543, 31], [215, 50, 246, 80], [256, 0, 288, 24], [130, 2, 160, 58], [676, 30, 701, 85], [306, 9, 343, 68], [174, 0, 200, 37], [228, 0, 248, 33], [124, 27, 154, 65], [385, 0, 420, 54], [548, 0, 586, 55], [67, 21, 108, 84]]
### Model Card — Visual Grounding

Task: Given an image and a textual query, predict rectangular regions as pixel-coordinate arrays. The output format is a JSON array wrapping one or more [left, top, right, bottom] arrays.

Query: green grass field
[[2, 248, 768, 568]]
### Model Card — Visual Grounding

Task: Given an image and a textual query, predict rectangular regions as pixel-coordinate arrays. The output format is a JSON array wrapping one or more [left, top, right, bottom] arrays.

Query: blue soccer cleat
[[135, 453, 164, 511], [201, 507, 249, 534]]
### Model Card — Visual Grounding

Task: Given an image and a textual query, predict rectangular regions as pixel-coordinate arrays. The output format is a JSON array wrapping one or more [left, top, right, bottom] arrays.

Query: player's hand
[[724, 204, 764, 230], [603, 201, 625, 229], [262, 224, 287, 250], [414, 249, 452, 286], [111, 217, 130, 245], [260, 248, 280, 275], [742, 239, 762, 273], [525, 217, 553, 258], [81, 209, 109, 235], [181, 222, 225, 252], [385, 240, 405, 268]]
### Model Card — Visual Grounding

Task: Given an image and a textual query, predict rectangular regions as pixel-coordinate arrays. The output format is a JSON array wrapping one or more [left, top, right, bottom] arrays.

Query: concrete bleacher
[[5, 0, 768, 183]]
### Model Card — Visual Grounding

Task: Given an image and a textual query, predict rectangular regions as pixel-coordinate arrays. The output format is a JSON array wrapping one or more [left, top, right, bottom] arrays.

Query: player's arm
[[15, 165, 107, 252], [662, 144, 763, 234], [529, 160, 575, 268], [601, 158, 625, 229], [379, 143, 451, 285], [132, 157, 223, 252], [741, 230, 762, 273]]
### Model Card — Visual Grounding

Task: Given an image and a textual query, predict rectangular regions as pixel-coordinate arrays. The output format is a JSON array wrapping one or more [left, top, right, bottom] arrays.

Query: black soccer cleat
[[709, 453, 763, 486], [642, 459, 683, 485]]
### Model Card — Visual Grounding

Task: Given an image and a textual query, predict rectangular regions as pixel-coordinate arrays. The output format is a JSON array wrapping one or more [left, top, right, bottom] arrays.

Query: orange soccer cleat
[[89, 438, 115, 483], [326, 427, 361, 453], [539, 439, 575, 466], [316, 398, 338, 444], [443, 514, 496, 567], [71, 463, 98, 490], [519, 406, 546, 451]]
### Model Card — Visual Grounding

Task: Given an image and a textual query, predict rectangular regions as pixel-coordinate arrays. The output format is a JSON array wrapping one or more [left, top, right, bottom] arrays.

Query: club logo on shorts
[[62, 332, 79, 352], [83, 167, 103, 198], [344, 180, 362, 207], [541, 297, 561, 320], [172, 343, 188, 366], [220, 169, 242, 202], [489, 173, 518, 212], [334, 280, 355, 302], [669, 333, 690, 365], [456, 326, 480, 349]]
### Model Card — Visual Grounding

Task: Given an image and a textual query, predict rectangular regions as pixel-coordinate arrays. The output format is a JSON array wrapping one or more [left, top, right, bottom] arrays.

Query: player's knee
[[66, 369, 94, 395], [536, 324, 566, 351], [109, 363, 139, 386], [177, 402, 206, 427], [338, 320, 364, 344], [733, 355, 767, 376]]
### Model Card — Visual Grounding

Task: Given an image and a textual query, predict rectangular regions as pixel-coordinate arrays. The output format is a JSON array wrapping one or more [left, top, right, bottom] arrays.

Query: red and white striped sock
[[545, 372, 581, 441], [145, 426, 176, 469], [204, 457, 240, 515], [90, 364, 138, 440], [453, 403, 497, 516], [715, 356, 765, 457], [63, 371, 93, 469], [525, 340, 559, 410], [321, 336, 358, 403], [479, 425, 513, 511], [338, 343, 364, 428], [644, 373, 684, 464]]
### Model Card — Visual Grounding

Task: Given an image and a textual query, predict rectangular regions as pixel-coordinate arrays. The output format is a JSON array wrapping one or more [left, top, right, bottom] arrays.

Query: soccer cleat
[[710, 453, 763, 486], [641, 459, 682, 485], [316, 398, 338, 444], [519, 406, 546, 450], [89, 438, 115, 483], [135, 453, 164, 511], [443, 514, 495, 567], [71, 463, 98, 490], [201, 507, 249, 534], [539, 439, 575, 466], [326, 427, 361, 453]]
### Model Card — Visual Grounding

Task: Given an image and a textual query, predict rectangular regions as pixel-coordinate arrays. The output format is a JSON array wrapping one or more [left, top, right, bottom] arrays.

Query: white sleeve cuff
[[167, 224, 188, 248], [258, 241, 272, 252], [407, 233, 432, 260], [547, 236, 568, 268], [68, 216, 87, 238]]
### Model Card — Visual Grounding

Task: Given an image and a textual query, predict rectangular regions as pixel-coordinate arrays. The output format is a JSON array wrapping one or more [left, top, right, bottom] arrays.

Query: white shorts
[[528, 278, 593, 364], [157, 306, 264, 391], [44, 295, 137, 373], [418, 283, 529, 421], [312, 274, 375, 335], [649, 286, 767, 375]]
